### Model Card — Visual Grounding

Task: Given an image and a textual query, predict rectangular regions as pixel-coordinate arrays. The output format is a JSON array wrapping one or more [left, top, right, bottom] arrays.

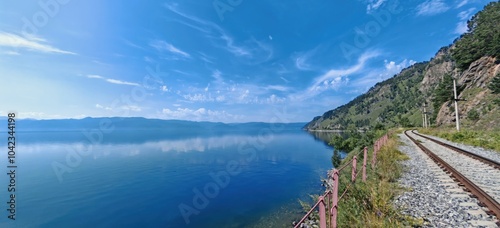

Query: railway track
[[404, 130, 500, 225], [411, 130, 500, 170]]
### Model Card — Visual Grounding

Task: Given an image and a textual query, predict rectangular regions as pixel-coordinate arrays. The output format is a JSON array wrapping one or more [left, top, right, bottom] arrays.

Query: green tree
[[432, 74, 454, 120], [399, 116, 413, 128], [488, 73, 500, 94], [467, 109, 480, 121], [452, 2, 500, 70], [331, 149, 342, 168]]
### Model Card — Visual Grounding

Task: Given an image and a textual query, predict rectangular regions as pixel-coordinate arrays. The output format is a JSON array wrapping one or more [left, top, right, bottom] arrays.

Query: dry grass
[[419, 128, 500, 153], [334, 133, 421, 227]]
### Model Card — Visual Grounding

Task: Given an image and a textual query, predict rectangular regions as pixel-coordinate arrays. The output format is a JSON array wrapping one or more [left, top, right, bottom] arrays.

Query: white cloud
[[314, 76, 350, 92], [220, 34, 251, 56], [87, 74, 140, 86], [454, 21, 469, 34], [456, 0, 469, 8], [183, 93, 215, 102], [87, 74, 104, 79], [309, 51, 379, 92], [150, 40, 190, 58], [212, 70, 224, 84], [161, 85, 169, 92], [367, 0, 387, 13], [295, 56, 311, 70], [454, 8, 475, 35], [383, 59, 416, 77], [216, 95, 225, 102], [121, 105, 142, 112], [164, 4, 272, 60], [266, 94, 286, 104], [416, 0, 450, 16], [106, 79, 140, 86], [265, 85, 291, 92], [294, 47, 320, 71], [458, 7, 476, 20], [17, 112, 64, 119], [350, 58, 416, 90], [162, 107, 242, 122], [0, 32, 75, 55], [3, 51, 20, 55], [95, 104, 112, 110]]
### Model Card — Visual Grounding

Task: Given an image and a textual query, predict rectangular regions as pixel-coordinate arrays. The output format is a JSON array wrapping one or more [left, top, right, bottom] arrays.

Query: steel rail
[[405, 130, 500, 221], [412, 130, 500, 170]]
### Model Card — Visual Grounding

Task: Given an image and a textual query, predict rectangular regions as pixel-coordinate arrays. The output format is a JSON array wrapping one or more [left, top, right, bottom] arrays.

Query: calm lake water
[[0, 126, 333, 227]]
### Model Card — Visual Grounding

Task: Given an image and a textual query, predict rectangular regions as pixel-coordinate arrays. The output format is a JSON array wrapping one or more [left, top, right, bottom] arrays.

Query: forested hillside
[[305, 1, 500, 131]]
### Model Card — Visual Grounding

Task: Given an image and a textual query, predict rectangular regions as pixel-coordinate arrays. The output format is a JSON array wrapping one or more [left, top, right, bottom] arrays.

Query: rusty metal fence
[[294, 134, 389, 228]]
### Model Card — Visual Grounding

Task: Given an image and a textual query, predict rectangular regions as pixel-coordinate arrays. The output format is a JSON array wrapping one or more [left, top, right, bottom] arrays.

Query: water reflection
[[307, 130, 344, 146], [4, 128, 334, 227]]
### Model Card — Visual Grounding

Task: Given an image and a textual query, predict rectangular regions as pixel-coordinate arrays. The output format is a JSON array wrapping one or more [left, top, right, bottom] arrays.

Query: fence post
[[331, 169, 339, 228], [362, 147, 367, 182], [327, 192, 331, 227], [351, 156, 357, 182], [372, 141, 377, 169], [319, 196, 327, 228]]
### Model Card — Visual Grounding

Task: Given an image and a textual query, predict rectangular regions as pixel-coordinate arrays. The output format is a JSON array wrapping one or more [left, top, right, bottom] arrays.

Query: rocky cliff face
[[435, 56, 500, 129]]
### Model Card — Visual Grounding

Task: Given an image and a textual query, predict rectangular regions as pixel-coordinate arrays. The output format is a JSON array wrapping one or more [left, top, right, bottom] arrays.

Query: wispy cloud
[[0, 32, 75, 55], [162, 107, 242, 122], [164, 3, 272, 60], [367, 0, 387, 14], [265, 85, 291, 92], [310, 51, 379, 92], [454, 8, 475, 34], [416, 0, 450, 16], [87, 74, 104, 79], [350, 58, 416, 91], [87, 74, 140, 86], [454, 21, 469, 34], [3, 51, 20, 55], [294, 49, 317, 71], [96, 104, 142, 112], [106, 79, 141, 86], [212, 70, 224, 85], [456, 0, 469, 8], [457, 7, 476, 20], [150, 40, 190, 58], [290, 51, 380, 101]]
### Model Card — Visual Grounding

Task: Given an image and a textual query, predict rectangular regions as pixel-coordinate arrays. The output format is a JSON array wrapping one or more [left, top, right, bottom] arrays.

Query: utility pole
[[453, 79, 460, 131], [423, 102, 428, 128], [422, 107, 425, 128]]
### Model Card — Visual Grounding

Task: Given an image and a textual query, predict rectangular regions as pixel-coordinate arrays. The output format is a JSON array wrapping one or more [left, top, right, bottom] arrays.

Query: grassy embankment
[[302, 129, 421, 227], [334, 130, 422, 227], [419, 128, 500, 152]]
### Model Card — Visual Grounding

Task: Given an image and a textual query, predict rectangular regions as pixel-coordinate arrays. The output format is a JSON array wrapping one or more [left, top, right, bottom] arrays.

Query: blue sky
[[0, 0, 493, 122]]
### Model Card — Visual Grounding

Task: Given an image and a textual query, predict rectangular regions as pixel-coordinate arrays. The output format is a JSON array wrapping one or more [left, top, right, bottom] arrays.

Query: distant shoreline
[[305, 129, 367, 133], [305, 129, 345, 132]]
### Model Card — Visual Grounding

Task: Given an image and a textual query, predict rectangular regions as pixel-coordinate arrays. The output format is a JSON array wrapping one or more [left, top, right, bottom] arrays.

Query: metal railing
[[294, 134, 389, 228]]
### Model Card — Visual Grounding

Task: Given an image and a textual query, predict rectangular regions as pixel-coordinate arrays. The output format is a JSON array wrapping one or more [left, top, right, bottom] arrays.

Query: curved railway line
[[404, 130, 500, 225]]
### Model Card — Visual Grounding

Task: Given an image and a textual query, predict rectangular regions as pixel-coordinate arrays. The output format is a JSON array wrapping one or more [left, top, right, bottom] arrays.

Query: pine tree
[[331, 149, 342, 168], [488, 73, 500, 94]]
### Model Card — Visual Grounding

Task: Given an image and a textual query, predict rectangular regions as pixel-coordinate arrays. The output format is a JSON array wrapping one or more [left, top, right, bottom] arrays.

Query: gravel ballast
[[394, 133, 499, 227]]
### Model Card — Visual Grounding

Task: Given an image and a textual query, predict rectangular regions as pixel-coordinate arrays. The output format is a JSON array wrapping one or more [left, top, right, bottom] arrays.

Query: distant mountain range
[[3, 117, 306, 133]]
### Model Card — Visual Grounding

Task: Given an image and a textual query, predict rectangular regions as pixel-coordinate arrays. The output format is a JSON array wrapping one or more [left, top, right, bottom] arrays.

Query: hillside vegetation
[[305, 1, 500, 131]]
